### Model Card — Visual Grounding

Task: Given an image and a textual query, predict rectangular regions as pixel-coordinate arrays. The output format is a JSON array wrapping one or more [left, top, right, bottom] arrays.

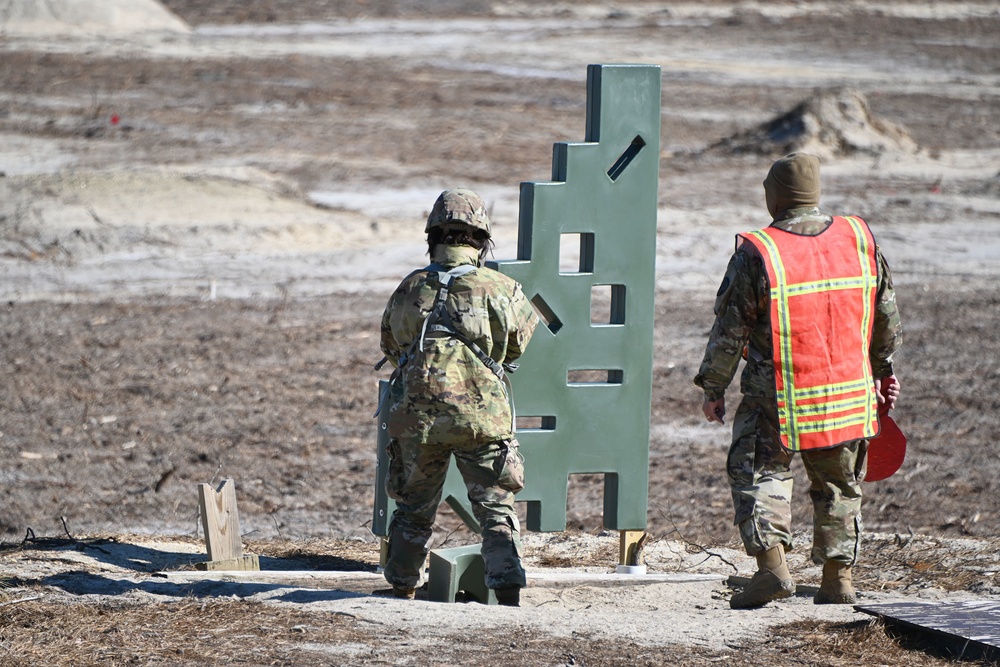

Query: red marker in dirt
[[865, 377, 906, 482], [110, 114, 120, 126]]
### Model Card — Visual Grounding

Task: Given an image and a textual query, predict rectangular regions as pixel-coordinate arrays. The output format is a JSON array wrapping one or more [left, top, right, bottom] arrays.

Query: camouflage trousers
[[727, 396, 868, 566], [384, 435, 526, 591]]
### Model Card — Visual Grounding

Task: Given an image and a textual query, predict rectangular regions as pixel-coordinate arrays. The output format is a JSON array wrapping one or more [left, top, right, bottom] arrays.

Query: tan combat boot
[[730, 546, 796, 609], [814, 560, 857, 604]]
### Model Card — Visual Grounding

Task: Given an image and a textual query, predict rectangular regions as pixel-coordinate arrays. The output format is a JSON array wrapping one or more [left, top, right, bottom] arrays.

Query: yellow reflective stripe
[[746, 229, 798, 443], [778, 410, 872, 430], [795, 413, 875, 435], [793, 378, 871, 400], [844, 215, 877, 431], [777, 391, 869, 409], [779, 276, 870, 297], [792, 394, 871, 417]]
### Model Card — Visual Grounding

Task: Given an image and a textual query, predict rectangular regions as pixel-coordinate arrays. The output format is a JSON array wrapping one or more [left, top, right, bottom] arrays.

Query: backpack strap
[[416, 265, 506, 381], [374, 263, 514, 421]]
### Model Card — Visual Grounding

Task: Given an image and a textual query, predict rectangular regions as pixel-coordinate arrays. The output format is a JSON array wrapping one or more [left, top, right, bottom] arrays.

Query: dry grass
[[244, 537, 381, 572], [522, 531, 620, 569], [857, 533, 1000, 595], [736, 619, 995, 667], [0, 599, 370, 667]]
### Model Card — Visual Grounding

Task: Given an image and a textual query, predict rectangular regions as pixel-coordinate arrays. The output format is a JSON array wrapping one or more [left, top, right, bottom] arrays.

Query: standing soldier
[[694, 153, 902, 609], [378, 189, 538, 606]]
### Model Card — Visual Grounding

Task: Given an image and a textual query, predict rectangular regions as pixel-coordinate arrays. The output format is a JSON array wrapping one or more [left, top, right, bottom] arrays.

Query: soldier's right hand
[[702, 398, 726, 425]]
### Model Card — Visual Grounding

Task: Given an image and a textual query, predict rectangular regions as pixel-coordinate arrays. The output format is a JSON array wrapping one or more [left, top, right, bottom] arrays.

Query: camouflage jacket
[[380, 244, 538, 445], [694, 207, 902, 402]]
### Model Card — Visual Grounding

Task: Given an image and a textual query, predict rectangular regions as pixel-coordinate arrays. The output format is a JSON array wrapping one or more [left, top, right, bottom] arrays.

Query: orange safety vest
[[739, 216, 879, 451]]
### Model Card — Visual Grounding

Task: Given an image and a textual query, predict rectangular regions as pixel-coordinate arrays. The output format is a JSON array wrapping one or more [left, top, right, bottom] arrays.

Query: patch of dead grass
[[0, 599, 371, 667], [857, 533, 1000, 595], [245, 536, 381, 572], [745, 619, 998, 667]]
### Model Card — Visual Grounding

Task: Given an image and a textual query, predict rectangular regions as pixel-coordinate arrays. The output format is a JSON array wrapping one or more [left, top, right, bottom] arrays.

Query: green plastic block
[[427, 544, 496, 605], [373, 63, 660, 537]]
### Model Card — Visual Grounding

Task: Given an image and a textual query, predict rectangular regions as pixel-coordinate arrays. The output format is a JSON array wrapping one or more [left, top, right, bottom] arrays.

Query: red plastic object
[[865, 380, 906, 482], [866, 414, 906, 482]]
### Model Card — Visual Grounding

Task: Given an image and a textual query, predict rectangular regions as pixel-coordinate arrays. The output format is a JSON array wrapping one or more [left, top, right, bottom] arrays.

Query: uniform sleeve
[[379, 294, 403, 369], [869, 247, 902, 377], [693, 249, 759, 401], [504, 282, 539, 364]]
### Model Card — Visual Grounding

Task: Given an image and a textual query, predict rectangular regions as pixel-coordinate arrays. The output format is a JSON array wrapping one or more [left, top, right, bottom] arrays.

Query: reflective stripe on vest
[[739, 216, 879, 451]]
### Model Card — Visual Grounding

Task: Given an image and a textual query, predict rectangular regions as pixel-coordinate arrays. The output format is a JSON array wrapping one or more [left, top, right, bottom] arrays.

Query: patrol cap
[[425, 188, 492, 235], [764, 152, 821, 217]]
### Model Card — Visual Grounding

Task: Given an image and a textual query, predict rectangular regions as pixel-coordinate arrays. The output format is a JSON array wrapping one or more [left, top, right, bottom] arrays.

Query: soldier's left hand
[[875, 376, 900, 411]]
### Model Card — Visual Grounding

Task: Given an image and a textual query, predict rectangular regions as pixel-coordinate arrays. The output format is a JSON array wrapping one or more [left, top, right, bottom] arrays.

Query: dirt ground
[[1, 1, 999, 665]]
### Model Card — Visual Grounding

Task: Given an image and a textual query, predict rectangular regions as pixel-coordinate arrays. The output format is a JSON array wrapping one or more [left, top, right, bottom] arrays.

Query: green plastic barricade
[[373, 63, 660, 537]]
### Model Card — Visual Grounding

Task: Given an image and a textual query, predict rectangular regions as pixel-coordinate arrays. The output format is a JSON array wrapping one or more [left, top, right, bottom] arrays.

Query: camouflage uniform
[[381, 243, 538, 591], [694, 206, 902, 565]]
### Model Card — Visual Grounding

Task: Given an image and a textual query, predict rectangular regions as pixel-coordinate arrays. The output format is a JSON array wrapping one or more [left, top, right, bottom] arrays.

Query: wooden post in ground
[[197, 478, 259, 571], [618, 530, 649, 573], [379, 537, 389, 570]]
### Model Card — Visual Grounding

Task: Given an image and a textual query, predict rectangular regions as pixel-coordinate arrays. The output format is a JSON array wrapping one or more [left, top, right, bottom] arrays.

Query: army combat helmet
[[425, 188, 492, 236]]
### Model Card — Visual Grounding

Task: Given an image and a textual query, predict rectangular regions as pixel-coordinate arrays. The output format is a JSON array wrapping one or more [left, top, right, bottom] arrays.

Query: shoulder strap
[[419, 265, 506, 381], [375, 263, 492, 418], [376, 263, 514, 426]]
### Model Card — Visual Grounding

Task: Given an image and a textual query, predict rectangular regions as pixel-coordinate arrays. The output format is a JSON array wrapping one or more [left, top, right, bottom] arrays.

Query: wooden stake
[[619, 530, 647, 566], [198, 479, 257, 569], [379, 537, 389, 569], [195, 554, 260, 572]]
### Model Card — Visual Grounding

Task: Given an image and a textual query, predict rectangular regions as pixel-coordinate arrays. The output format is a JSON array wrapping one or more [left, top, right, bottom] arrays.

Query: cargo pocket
[[727, 428, 759, 528], [496, 438, 525, 493]]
